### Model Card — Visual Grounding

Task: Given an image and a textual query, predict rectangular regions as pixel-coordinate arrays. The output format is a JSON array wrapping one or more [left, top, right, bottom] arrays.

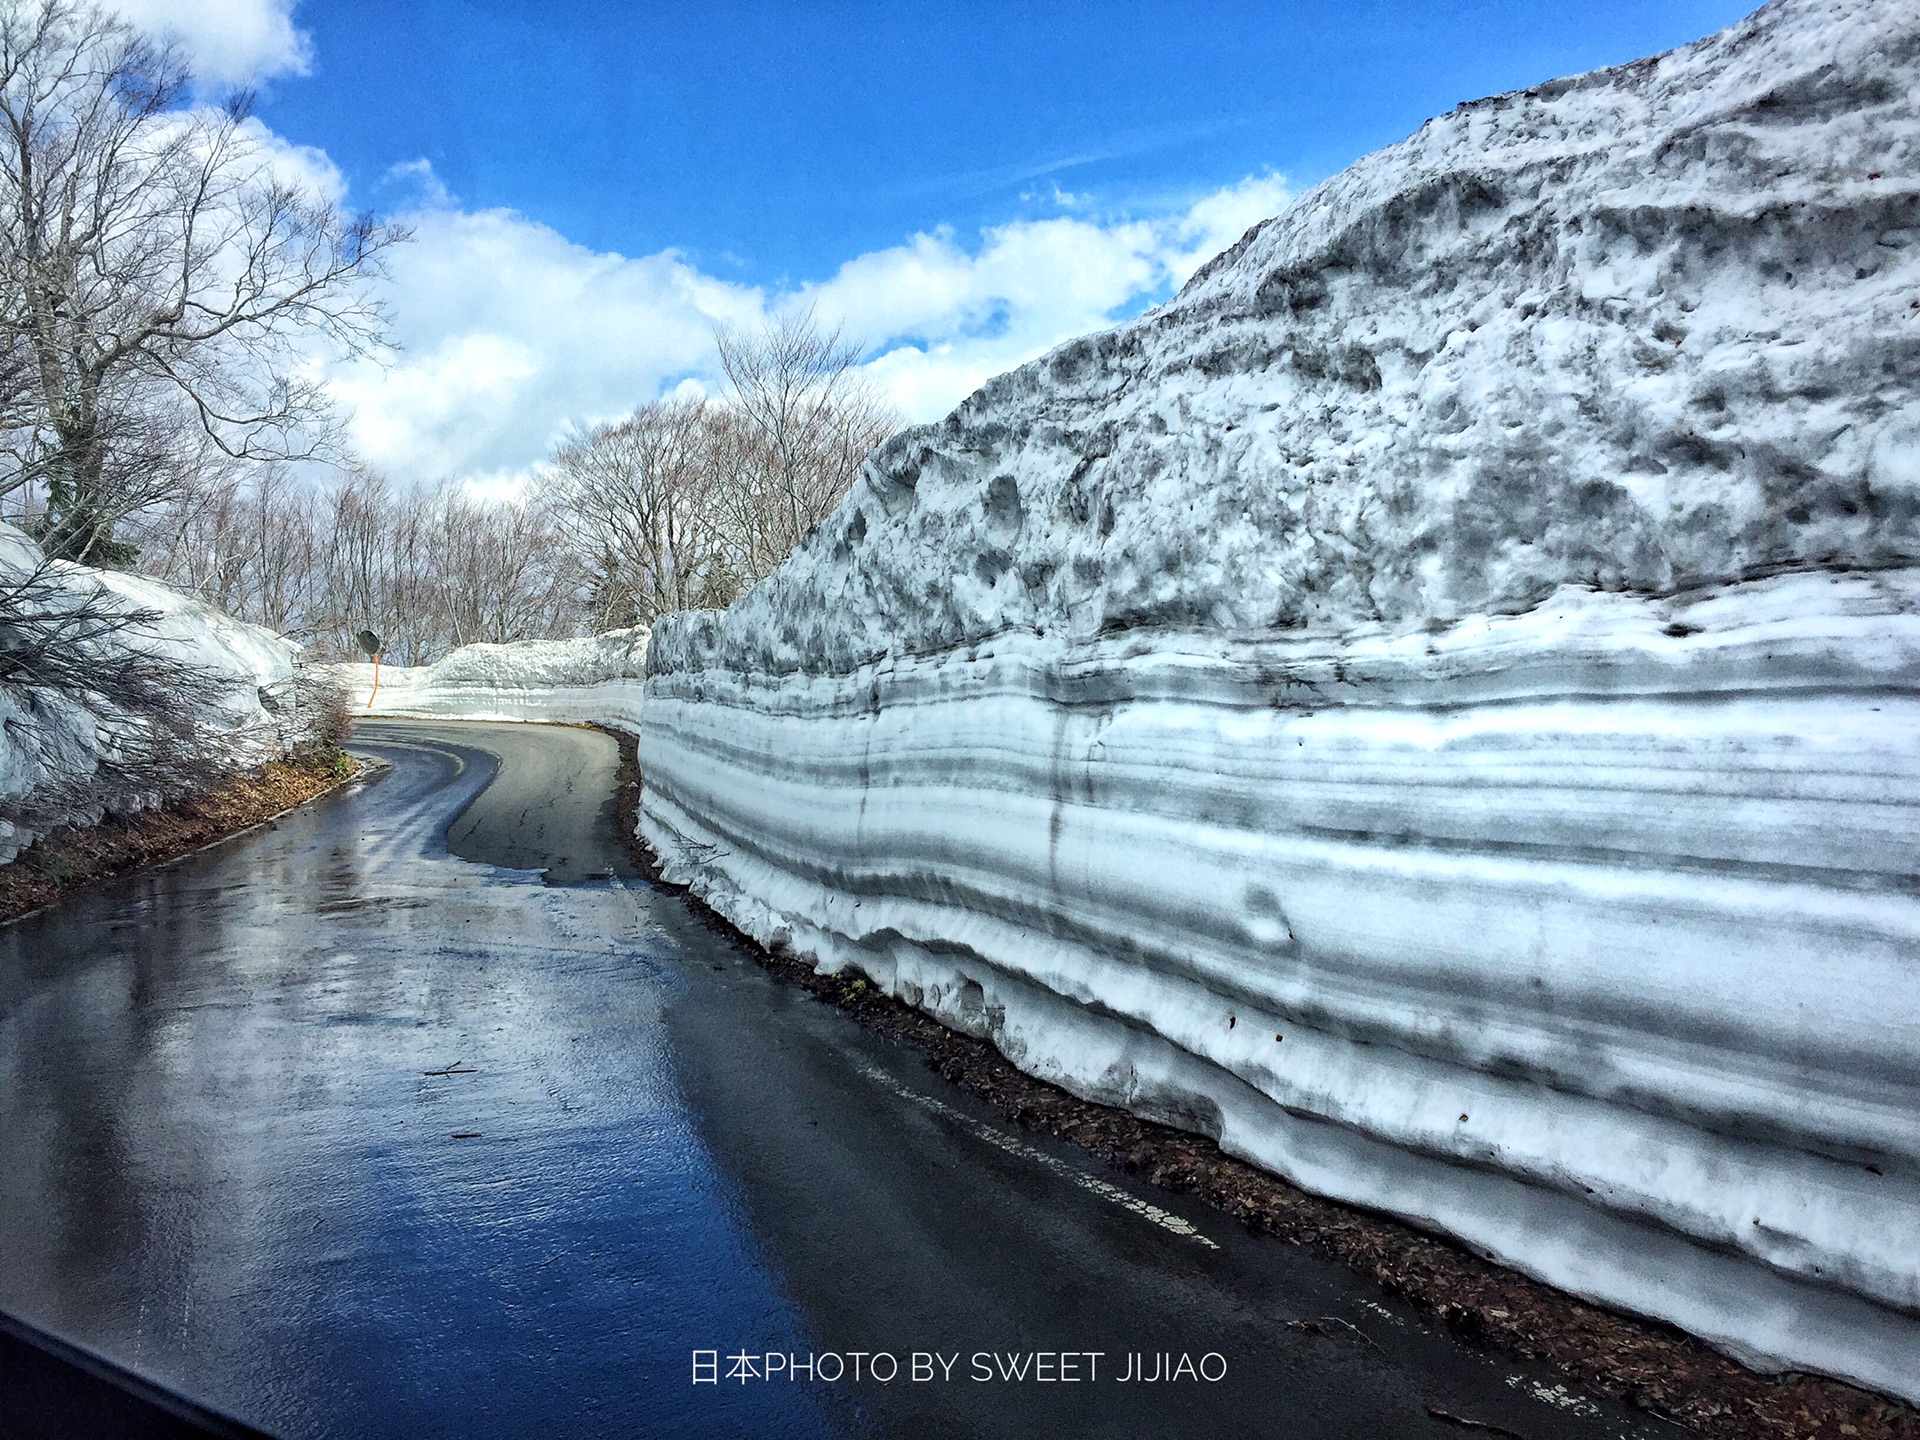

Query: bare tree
[[700, 401, 789, 587], [129, 464, 592, 663], [133, 460, 323, 632], [546, 397, 737, 626], [0, 0, 407, 563], [433, 488, 579, 647], [245, 464, 321, 634], [320, 468, 417, 658], [714, 306, 896, 565], [545, 314, 898, 627]]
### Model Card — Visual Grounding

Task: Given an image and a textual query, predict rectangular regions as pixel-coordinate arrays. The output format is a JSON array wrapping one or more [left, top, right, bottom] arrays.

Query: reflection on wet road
[[0, 722, 1672, 1439], [0, 727, 829, 1439]]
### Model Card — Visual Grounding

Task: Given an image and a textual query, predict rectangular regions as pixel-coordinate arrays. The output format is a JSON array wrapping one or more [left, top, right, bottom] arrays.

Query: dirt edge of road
[[606, 728, 1916, 1440], [0, 745, 358, 927]]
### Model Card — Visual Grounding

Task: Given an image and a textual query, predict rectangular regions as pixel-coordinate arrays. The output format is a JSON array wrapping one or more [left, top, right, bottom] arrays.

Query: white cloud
[[795, 172, 1290, 416], [112, 0, 311, 87], [328, 196, 763, 484], [97, 8, 1292, 496], [382, 158, 455, 211], [246, 116, 346, 204], [1018, 181, 1086, 208], [324, 167, 1293, 489], [142, 104, 345, 207]]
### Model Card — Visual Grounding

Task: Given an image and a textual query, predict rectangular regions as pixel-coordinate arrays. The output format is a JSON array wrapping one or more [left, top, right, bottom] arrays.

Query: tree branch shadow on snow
[[291, 662, 353, 749], [0, 555, 251, 826]]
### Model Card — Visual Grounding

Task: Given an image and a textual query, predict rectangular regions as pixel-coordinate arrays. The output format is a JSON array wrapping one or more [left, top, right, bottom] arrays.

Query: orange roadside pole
[[355, 630, 383, 710]]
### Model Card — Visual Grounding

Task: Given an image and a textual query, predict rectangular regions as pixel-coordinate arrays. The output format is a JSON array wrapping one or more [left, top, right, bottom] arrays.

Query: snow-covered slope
[[641, 0, 1920, 1401], [337, 629, 649, 732], [0, 523, 304, 863]]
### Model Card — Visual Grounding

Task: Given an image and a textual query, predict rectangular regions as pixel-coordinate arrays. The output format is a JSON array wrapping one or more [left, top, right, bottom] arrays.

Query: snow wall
[[0, 523, 305, 864], [336, 628, 649, 733], [639, 0, 1920, 1401]]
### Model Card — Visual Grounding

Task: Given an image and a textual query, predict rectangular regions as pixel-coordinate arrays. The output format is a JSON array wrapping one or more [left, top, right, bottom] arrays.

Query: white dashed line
[[854, 1062, 1220, 1250]]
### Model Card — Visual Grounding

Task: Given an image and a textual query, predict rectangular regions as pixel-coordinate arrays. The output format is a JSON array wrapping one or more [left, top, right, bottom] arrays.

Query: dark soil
[[0, 745, 357, 926], [605, 727, 1918, 1440]]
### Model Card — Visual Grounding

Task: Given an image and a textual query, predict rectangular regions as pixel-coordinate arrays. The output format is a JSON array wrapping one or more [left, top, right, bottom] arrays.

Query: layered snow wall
[[0, 524, 304, 864], [640, 0, 1920, 1400], [337, 628, 649, 732]]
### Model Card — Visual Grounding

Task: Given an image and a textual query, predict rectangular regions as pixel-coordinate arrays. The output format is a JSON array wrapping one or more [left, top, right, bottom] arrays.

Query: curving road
[[0, 721, 1672, 1439]]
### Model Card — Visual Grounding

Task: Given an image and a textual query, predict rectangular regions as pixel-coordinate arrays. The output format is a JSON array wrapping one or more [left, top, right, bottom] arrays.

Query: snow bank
[[641, 0, 1920, 1401], [336, 628, 649, 733], [0, 523, 304, 863]]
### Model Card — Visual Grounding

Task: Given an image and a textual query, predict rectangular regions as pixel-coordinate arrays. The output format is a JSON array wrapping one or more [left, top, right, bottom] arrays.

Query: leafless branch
[[0, 0, 408, 563]]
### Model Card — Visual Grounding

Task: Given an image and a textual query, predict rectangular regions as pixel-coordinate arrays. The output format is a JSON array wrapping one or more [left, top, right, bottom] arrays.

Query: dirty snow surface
[[640, 0, 1920, 1402], [338, 629, 649, 732], [0, 524, 303, 862]]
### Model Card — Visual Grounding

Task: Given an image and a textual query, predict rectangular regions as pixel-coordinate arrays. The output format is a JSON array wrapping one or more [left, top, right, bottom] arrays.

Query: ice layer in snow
[[638, 0, 1920, 1401], [0, 523, 305, 863]]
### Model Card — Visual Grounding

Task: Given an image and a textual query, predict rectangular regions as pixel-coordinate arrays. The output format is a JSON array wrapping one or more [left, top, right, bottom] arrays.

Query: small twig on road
[[1297, 1328, 1390, 1359], [424, 1060, 477, 1076], [1427, 1407, 1527, 1438]]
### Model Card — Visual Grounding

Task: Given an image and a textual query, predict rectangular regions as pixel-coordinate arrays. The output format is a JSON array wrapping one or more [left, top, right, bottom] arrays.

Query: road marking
[[609, 867, 1217, 1252], [854, 1062, 1220, 1250]]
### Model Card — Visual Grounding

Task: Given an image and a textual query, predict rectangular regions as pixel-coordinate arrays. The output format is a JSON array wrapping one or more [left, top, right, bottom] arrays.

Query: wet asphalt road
[[0, 720, 1677, 1439]]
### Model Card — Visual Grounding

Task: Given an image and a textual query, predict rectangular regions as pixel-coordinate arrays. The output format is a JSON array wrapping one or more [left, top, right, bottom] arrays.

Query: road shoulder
[[0, 745, 358, 926]]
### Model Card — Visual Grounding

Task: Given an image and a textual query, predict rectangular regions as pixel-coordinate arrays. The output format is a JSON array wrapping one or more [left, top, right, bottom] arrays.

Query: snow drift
[[0, 523, 305, 864], [337, 628, 649, 732], [640, 0, 1920, 1401]]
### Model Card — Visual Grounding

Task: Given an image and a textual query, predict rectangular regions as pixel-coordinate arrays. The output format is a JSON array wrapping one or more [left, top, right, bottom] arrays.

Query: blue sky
[[126, 0, 1757, 491], [259, 0, 1750, 286]]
